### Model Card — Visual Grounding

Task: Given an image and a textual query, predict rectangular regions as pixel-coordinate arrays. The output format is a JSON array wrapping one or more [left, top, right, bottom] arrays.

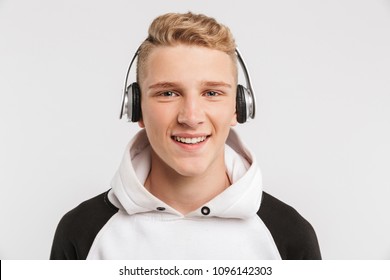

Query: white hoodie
[[85, 129, 281, 259]]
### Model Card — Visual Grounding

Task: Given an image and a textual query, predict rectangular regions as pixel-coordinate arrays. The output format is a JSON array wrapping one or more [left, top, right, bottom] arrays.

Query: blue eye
[[205, 91, 219, 97], [161, 91, 176, 97]]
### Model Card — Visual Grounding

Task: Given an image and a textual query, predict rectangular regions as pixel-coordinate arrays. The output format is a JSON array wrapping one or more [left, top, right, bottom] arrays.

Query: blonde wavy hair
[[136, 12, 237, 82]]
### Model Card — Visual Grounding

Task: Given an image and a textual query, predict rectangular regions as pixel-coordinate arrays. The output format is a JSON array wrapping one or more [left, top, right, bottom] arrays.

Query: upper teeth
[[174, 136, 207, 144]]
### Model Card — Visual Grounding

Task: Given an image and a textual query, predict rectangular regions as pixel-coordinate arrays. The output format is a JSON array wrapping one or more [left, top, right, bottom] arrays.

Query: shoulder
[[258, 191, 322, 260], [50, 190, 118, 260]]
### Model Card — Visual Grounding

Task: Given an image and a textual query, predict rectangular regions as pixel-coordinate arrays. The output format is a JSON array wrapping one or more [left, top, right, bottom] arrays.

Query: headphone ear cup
[[131, 82, 142, 122], [236, 84, 247, 124]]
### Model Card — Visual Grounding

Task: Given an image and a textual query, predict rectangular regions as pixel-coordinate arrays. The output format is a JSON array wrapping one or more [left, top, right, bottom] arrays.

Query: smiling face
[[139, 44, 237, 178]]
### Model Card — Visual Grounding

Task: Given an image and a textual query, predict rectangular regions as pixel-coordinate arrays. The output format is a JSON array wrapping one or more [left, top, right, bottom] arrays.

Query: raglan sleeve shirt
[[50, 129, 321, 260], [50, 191, 321, 260]]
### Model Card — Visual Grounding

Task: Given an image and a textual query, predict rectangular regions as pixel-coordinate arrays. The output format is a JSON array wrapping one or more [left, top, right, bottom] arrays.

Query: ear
[[230, 112, 238, 127], [138, 119, 145, 128]]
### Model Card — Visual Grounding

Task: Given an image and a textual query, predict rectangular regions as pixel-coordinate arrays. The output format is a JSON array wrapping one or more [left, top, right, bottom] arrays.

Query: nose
[[177, 95, 205, 127]]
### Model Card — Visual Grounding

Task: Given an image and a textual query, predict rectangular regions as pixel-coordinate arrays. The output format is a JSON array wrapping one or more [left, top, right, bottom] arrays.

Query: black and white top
[[50, 130, 321, 260]]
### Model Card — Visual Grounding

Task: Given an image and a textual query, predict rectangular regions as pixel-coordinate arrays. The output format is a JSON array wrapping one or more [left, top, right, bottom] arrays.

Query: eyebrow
[[148, 81, 232, 89], [201, 81, 232, 88], [148, 82, 178, 89]]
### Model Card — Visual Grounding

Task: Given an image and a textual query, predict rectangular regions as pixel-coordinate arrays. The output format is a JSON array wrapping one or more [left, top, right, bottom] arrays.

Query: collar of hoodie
[[109, 129, 263, 219]]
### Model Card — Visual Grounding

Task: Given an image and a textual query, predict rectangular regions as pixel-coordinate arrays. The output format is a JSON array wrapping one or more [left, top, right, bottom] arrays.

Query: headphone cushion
[[131, 82, 142, 122], [236, 84, 247, 124]]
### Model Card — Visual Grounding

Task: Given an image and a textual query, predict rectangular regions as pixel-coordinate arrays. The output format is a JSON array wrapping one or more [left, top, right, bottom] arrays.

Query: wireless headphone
[[119, 46, 256, 124]]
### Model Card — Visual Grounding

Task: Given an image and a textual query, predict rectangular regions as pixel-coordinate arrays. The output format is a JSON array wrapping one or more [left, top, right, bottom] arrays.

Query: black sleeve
[[258, 192, 322, 260], [50, 190, 118, 260]]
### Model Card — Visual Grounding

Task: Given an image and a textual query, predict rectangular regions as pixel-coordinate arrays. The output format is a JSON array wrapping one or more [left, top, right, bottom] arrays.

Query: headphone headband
[[119, 47, 140, 120], [235, 48, 256, 120]]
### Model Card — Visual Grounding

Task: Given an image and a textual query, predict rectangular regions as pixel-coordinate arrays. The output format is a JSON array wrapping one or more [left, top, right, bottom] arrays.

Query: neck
[[145, 154, 231, 215]]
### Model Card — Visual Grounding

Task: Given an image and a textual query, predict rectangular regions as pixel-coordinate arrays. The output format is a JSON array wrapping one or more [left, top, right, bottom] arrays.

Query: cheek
[[141, 103, 172, 128], [230, 98, 238, 126], [210, 101, 237, 126]]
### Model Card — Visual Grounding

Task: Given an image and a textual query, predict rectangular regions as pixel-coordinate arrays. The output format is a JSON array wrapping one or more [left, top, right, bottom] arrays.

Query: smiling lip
[[171, 134, 210, 145]]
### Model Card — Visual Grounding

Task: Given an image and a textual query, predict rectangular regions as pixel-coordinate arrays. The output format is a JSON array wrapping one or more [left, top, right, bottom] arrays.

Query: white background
[[0, 0, 389, 260]]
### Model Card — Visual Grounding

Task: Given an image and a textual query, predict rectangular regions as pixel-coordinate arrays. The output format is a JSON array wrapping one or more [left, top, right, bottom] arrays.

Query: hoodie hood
[[109, 128, 263, 219]]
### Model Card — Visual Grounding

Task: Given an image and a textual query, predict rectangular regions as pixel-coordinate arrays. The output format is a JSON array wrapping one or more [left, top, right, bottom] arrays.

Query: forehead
[[140, 45, 237, 87]]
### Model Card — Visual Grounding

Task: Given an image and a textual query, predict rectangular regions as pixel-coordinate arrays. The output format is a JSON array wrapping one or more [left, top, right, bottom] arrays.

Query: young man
[[50, 12, 321, 260]]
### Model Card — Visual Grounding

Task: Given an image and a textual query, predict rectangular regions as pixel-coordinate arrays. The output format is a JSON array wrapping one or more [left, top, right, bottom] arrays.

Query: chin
[[172, 162, 209, 178]]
